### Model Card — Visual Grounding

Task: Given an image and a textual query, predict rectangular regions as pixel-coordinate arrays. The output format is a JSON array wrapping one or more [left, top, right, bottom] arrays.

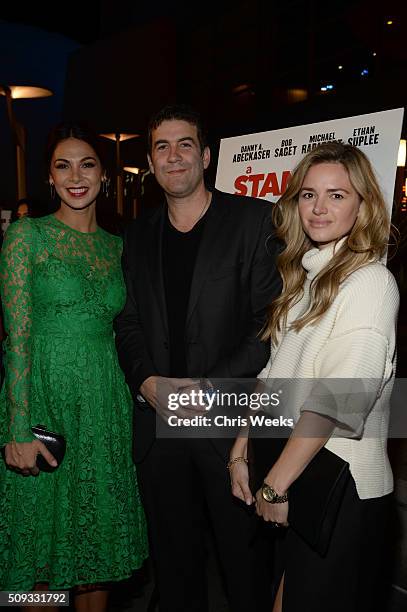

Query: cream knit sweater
[[258, 241, 400, 499]]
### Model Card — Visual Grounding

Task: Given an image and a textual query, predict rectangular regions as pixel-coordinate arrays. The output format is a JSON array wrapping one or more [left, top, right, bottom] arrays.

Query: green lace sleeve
[[0, 218, 36, 443]]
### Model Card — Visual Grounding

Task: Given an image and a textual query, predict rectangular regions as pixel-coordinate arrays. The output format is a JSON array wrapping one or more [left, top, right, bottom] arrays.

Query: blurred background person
[[10, 198, 32, 223]]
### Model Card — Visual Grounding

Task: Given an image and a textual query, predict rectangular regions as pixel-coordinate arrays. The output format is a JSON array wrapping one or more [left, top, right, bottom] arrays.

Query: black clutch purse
[[1, 424, 66, 473], [249, 434, 350, 557]]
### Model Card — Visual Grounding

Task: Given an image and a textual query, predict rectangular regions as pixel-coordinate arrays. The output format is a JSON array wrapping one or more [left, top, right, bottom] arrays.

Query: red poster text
[[234, 171, 292, 198]]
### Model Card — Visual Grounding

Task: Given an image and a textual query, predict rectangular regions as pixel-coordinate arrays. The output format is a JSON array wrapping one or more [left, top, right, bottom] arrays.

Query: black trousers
[[137, 437, 272, 612]]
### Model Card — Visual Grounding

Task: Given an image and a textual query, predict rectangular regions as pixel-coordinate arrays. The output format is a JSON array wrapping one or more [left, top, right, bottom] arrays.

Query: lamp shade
[[100, 133, 139, 142], [0, 85, 53, 99]]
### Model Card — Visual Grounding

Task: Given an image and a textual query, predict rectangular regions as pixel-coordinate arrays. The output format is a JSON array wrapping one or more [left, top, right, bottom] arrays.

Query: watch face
[[262, 484, 275, 502]]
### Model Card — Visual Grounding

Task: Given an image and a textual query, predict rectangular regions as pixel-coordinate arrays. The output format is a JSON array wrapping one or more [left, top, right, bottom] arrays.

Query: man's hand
[[139, 376, 161, 408], [140, 376, 209, 421], [4, 440, 57, 476]]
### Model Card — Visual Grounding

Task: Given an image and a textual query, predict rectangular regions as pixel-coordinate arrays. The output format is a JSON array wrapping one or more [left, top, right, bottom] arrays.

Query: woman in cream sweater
[[229, 142, 399, 611]]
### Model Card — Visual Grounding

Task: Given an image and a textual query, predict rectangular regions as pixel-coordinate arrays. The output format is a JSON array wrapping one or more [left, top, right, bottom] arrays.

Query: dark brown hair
[[45, 121, 107, 172], [147, 104, 207, 154]]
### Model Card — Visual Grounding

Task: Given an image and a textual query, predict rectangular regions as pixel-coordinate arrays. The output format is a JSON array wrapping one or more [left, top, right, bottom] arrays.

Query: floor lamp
[[100, 133, 139, 216], [123, 166, 148, 218], [0, 84, 53, 200]]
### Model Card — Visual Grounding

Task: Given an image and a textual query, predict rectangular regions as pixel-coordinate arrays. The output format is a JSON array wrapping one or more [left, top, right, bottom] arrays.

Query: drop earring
[[102, 177, 110, 196], [49, 182, 55, 199]]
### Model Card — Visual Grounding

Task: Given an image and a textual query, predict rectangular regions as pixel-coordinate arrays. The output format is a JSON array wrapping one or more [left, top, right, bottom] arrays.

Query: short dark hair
[[147, 104, 207, 154], [45, 121, 107, 172]]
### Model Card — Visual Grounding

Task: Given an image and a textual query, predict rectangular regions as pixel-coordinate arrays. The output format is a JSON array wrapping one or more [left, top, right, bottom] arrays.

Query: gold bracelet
[[227, 456, 248, 470]]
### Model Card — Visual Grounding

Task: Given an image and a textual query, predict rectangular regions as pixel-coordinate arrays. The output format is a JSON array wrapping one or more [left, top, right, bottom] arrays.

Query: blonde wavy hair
[[263, 141, 393, 345]]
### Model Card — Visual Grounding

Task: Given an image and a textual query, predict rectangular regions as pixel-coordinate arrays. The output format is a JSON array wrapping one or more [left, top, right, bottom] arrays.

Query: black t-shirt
[[162, 212, 207, 377]]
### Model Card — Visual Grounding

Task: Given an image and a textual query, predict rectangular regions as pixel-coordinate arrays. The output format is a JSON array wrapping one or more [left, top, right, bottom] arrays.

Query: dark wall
[[63, 19, 177, 170], [0, 22, 80, 206]]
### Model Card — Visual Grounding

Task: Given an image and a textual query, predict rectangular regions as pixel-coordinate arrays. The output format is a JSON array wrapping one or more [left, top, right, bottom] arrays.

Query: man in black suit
[[114, 105, 281, 612]]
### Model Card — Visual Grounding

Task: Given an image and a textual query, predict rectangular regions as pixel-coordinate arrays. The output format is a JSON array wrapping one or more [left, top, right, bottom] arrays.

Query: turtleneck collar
[[302, 237, 347, 280]]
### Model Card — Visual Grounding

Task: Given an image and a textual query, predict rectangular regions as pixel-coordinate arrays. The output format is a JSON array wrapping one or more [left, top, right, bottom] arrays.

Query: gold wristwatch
[[261, 482, 288, 504]]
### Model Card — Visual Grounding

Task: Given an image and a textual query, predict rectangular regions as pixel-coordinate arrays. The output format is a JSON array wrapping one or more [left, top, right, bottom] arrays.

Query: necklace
[[168, 192, 212, 231]]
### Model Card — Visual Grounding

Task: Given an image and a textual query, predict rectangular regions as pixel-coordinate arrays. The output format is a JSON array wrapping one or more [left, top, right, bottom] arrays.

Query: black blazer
[[114, 189, 282, 461]]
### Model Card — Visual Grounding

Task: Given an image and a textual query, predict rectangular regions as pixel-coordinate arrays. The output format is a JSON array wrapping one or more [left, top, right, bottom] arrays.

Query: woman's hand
[[229, 460, 254, 506], [255, 488, 289, 526], [4, 440, 57, 476]]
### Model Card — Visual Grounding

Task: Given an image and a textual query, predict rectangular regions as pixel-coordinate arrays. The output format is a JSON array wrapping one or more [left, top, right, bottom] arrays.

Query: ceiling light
[[286, 88, 308, 103]]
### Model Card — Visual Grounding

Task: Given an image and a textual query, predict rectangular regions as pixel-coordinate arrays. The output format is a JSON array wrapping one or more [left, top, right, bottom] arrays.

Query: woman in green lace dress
[[0, 123, 148, 609]]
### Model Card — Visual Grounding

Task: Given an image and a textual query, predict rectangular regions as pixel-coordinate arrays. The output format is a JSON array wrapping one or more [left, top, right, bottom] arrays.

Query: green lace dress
[[0, 215, 148, 590]]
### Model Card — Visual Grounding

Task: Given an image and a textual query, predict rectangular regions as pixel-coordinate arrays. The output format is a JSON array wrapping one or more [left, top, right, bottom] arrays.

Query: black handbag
[[1, 424, 66, 473], [249, 434, 350, 557]]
